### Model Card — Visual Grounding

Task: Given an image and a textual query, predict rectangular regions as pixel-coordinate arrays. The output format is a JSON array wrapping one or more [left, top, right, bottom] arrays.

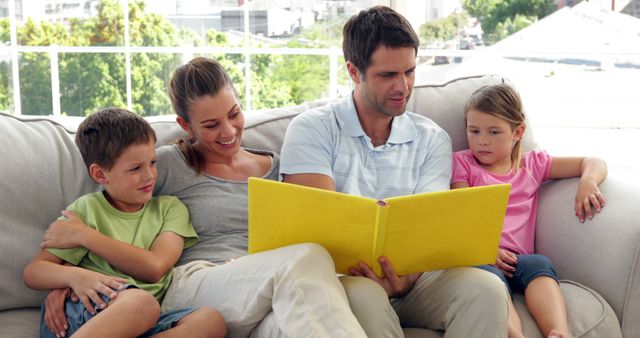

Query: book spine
[[372, 200, 390, 277]]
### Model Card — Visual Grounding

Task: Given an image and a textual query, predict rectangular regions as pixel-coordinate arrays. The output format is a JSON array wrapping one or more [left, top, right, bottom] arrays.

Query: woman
[[42, 57, 366, 338], [154, 57, 365, 337]]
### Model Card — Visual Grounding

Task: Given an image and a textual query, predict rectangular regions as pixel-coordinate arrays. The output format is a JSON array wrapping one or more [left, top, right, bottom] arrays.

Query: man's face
[[350, 45, 416, 118]]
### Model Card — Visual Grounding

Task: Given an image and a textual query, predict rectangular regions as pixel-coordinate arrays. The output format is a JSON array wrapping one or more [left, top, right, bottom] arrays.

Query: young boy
[[23, 108, 226, 338]]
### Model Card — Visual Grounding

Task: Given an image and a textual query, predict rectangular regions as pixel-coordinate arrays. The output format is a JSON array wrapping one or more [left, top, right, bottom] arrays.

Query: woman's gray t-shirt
[[154, 144, 279, 266]]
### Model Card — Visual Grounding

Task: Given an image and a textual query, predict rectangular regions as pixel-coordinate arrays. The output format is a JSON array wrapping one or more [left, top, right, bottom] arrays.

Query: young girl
[[451, 84, 607, 338]]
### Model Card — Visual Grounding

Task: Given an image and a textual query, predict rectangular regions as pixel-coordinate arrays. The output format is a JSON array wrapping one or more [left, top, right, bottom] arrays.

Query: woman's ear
[[89, 163, 108, 185], [176, 116, 193, 138]]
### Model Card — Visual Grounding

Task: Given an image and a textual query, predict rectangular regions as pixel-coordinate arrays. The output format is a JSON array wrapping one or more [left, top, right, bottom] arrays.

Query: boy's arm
[[549, 157, 608, 222], [23, 250, 126, 314], [41, 211, 184, 283]]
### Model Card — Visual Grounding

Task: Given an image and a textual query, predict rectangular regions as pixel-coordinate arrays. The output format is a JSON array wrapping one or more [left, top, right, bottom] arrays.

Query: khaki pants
[[343, 267, 510, 338], [162, 243, 366, 338]]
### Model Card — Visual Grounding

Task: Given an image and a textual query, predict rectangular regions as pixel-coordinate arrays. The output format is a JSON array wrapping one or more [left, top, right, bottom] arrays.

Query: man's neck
[[353, 93, 393, 147]]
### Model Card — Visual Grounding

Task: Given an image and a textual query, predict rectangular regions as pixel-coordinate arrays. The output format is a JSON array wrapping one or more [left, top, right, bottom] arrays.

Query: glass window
[[19, 52, 52, 116], [403, 0, 640, 170], [1, 7, 12, 114]]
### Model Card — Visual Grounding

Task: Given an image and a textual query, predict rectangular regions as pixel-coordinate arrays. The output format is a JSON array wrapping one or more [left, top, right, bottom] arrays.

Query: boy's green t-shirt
[[47, 191, 198, 301]]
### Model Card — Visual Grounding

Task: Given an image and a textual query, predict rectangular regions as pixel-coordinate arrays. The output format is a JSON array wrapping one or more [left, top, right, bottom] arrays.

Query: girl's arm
[[451, 182, 470, 189], [40, 211, 184, 283], [549, 157, 608, 222], [23, 250, 126, 314]]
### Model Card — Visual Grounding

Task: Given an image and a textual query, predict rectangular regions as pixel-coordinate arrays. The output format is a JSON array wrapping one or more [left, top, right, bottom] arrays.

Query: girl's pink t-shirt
[[452, 149, 552, 254]]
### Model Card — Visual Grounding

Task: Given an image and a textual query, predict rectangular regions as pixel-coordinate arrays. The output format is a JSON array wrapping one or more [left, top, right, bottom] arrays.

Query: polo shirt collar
[[336, 94, 417, 145]]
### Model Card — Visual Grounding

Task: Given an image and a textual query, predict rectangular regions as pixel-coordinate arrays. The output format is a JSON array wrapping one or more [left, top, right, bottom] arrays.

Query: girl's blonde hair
[[465, 83, 526, 172]]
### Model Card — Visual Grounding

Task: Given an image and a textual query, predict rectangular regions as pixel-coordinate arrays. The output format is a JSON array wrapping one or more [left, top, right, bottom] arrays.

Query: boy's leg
[[391, 267, 509, 338], [161, 243, 366, 338], [514, 254, 571, 338], [71, 288, 160, 338], [146, 308, 226, 338]]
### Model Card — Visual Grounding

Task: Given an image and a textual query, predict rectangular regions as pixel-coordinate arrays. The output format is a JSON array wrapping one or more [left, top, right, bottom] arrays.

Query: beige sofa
[[0, 75, 636, 337]]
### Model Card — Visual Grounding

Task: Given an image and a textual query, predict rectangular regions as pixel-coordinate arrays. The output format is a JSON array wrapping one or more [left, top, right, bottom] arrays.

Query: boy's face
[[92, 140, 157, 212]]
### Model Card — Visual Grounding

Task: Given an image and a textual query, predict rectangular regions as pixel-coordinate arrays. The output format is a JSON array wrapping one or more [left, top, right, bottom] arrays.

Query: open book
[[248, 178, 510, 276]]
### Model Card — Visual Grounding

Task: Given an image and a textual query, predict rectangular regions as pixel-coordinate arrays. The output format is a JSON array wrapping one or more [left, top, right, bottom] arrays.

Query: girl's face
[[177, 86, 244, 161], [466, 108, 525, 173]]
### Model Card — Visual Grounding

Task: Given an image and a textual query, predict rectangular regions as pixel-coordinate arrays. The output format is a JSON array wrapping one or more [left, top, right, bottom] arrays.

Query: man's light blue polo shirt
[[280, 95, 452, 200]]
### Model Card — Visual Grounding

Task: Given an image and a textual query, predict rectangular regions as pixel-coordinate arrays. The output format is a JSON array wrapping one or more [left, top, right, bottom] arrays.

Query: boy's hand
[[575, 179, 605, 223], [68, 268, 127, 315], [43, 288, 78, 338], [349, 256, 421, 298], [495, 249, 517, 278], [41, 211, 90, 249]]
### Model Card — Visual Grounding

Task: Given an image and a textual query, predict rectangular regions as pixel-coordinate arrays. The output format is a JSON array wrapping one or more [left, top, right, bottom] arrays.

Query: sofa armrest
[[536, 176, 640, 335]]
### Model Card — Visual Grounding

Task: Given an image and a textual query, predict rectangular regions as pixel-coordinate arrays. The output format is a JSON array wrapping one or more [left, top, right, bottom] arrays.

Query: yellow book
[[248, 178, 510, 276]]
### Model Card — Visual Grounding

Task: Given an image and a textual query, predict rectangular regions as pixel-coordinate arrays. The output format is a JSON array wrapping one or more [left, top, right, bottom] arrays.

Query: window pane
[[246, 0, 386, 48], [250, 54, 329, 110], [19, 52, 51, 115], [131, 53, 182, 116], [60, 53, 126, 117], [142, 1, 243, 47], [16, 0, 123, 46], [0, 52, 13, 114]]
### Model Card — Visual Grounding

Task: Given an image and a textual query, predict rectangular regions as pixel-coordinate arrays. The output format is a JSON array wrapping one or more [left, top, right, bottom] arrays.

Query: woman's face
[[179, 86, 245, 160]]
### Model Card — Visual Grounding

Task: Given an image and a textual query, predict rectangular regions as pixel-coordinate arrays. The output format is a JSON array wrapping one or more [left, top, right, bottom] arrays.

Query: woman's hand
[[495, 249, 517, 278], [575, 179, 605, 223], [41, 211, 90, 249], [43, 288, 77, 338]]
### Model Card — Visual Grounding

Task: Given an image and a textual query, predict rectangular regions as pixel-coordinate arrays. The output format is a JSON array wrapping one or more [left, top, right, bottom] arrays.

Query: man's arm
[[283, 173, 336, 191]]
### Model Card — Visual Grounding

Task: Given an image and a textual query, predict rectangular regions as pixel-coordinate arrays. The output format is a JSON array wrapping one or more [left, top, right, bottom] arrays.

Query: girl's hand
[[495, 249, 517, 278], [40, 211, 90, 249], [68, 269, 127, 315], [575, 179, 605, 223]]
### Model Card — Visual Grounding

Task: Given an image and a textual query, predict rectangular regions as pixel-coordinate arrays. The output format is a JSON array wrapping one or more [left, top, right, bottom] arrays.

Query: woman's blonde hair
[[465, 83, 526, 172]]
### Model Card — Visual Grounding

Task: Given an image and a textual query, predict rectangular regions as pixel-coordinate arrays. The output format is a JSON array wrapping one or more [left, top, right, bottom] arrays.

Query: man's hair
[[75, 108, 156, 172], [342, 5, 419, 74]]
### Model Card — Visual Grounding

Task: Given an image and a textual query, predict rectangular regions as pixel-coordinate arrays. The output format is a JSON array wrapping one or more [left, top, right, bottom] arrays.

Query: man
[[280, 6, 508, 337]]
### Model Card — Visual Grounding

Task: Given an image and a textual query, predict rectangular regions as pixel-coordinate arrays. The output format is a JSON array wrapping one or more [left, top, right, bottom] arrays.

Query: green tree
[[419, 13, 469, 46], [463, 0, 552, 44]]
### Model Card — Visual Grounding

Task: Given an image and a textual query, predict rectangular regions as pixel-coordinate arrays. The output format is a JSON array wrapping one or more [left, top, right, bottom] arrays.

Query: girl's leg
[[149, 308, 226, 338], [525, 276, 572, 338], [72, 288, 160, 338]]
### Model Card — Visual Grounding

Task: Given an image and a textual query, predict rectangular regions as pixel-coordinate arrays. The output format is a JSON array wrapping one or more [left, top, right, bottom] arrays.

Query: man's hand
[[40, 211, 90, 249], [349, 256, 421, 298], [43, 288, 78, 337], [495, 249, 517, 278]]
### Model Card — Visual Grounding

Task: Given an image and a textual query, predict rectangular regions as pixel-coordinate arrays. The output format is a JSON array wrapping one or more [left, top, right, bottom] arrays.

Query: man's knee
[[459, 268, 509, 310], [341, 276, 388, 304]]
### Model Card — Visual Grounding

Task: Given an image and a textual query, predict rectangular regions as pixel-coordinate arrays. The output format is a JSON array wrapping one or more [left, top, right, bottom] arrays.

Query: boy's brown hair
[[75, 108, 156, 172]]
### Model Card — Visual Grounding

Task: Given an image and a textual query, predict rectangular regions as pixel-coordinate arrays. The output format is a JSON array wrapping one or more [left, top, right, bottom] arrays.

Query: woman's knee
[[341, 276, 388, 303]]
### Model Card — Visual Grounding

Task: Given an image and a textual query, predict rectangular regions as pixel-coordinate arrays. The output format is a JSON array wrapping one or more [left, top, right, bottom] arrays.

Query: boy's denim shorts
[[39, 285, 195, 338], [477, 253, 559, 294]]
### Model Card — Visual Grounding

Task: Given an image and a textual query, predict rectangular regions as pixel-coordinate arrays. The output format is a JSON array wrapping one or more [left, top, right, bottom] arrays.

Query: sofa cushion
[[0, 114, 99, 311], [514, 281, 621, 337]]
